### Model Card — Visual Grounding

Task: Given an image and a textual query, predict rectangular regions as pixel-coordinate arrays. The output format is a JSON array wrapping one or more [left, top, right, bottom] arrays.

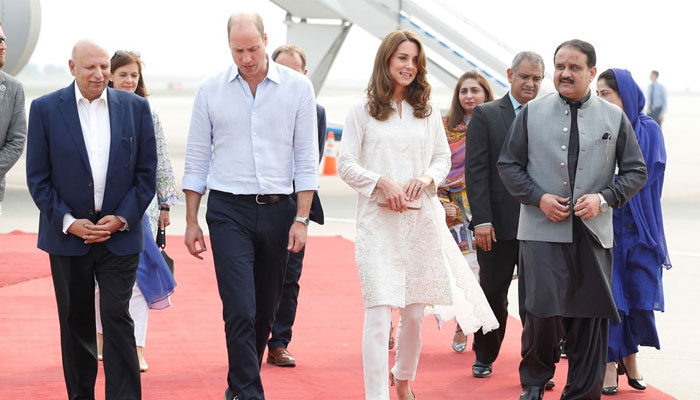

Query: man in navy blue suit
[[26, 40, 156, 400], [266, 44, 327, 368]]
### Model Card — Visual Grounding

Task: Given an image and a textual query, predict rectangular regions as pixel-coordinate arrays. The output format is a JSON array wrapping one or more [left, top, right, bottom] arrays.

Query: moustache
[[559, 78, 575, 84]]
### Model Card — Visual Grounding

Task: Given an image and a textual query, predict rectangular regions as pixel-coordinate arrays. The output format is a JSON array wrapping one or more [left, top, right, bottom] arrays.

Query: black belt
[[230, 194, 288, 205]]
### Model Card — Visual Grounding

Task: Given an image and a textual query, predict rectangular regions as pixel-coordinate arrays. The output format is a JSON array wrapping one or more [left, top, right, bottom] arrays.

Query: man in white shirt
[[182, 13, 318, 400], [26, 40, 156, 400], [647, 70, 667, 126]]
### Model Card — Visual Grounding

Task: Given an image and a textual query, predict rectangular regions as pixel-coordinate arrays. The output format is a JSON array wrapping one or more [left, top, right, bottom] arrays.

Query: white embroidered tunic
[[338, 97, 498, 334]]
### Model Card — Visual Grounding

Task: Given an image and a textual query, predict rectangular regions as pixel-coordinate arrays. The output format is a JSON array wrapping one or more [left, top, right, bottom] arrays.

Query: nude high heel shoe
[[137, 346, 149, 372], [389, 372, 417, 400]]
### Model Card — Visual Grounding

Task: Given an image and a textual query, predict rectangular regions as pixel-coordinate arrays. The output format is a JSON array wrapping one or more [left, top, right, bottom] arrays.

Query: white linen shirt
[[62, 84, 111, 233], [182, 60, 318, 196]]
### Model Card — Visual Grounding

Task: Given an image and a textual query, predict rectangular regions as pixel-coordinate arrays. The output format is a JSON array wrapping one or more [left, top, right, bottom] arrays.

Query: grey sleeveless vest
[[517, 92, 624, 248]]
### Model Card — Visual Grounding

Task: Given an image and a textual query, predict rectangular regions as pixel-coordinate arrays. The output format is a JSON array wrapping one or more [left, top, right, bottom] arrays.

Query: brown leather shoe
[[266, 347, 296, 367]]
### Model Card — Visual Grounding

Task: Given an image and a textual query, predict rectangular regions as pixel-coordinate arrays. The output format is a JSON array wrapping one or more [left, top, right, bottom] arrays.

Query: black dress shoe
[[224, 388, 239, 400], [519, 386, 544, 400], [559, 342, 567, 359], [472, 360, 492, 378], [521, 380, 554, 391]]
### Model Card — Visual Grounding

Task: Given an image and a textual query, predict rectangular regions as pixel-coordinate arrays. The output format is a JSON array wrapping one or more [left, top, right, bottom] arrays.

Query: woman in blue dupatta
[[596, 68, 670, 395], [95, 51, 178, 372]]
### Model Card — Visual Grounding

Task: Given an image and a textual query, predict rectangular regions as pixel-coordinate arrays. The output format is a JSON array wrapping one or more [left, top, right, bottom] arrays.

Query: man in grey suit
[[498, 39, 647, 400], [0, 21, 28, 217], [466, 51, 544, 380]]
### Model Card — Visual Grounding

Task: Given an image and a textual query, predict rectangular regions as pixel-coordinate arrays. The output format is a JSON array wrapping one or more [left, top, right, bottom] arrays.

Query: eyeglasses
[[0, 37, 6, 44], [112, 50, 140, 59]]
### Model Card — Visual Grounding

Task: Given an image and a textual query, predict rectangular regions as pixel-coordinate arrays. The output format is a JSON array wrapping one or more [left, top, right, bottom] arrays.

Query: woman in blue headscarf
[[596, 68, 671, 395]]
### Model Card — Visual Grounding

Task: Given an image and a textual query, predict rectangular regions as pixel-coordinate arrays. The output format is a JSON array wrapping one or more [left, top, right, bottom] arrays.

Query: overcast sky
[[23, 0, 694, 91]]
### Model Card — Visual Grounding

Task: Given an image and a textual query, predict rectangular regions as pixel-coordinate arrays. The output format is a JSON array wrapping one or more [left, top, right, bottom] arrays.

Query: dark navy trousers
[[206, 190, 294, 400], [473, 238, 520, 364], [268, 246, 305, 351], [49, 244, 141, 400]]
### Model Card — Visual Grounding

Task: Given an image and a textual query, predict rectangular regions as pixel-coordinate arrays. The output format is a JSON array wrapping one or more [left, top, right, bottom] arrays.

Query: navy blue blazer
[[26, 83, 157, 256]]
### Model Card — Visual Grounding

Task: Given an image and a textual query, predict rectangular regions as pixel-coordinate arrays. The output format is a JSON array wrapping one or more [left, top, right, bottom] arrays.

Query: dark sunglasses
[[112, 50, 141, 59], [0, 37, 6, 44]]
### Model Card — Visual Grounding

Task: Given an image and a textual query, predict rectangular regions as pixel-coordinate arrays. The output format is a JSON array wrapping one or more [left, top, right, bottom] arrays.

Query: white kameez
[[338, 97, 498, 334]]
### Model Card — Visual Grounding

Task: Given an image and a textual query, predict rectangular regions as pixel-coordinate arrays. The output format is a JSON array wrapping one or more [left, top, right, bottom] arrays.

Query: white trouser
[[96, 283, 148, 347], [363, 303, 425, 400]]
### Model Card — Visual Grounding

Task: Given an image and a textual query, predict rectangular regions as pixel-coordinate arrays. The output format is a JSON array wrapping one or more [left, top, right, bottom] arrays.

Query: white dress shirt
[[62, 83, 112, 233], [647, 81, 667, 116], [183, 60, 318, 196]]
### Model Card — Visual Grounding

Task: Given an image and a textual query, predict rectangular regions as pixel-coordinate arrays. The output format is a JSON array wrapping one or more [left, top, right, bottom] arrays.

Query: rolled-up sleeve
[[292, 80, 319, 192], [182, 85, 212, 195]]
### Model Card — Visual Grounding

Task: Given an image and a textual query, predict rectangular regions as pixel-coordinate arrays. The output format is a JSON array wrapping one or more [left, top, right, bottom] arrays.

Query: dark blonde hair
[[445, 70, 494, 131], [366, 30, 431, 121], [108, 51, 148, 98]]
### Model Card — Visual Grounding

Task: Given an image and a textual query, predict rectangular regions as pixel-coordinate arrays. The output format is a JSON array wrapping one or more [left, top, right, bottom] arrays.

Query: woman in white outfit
[[337, 30, 498, 400], [95, 50, 178, 372]]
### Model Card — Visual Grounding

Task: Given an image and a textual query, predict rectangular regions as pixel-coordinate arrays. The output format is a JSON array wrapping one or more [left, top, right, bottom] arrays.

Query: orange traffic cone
[[322, 131, 337, 176]]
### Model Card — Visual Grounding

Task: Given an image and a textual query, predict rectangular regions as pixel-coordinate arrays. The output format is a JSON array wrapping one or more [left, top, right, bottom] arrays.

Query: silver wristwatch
[[294, 216, 310, 226], [597, 193, 609, 213]]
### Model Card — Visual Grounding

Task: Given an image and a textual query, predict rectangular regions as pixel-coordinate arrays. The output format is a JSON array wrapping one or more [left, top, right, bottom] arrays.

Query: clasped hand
[[377, 175, 432, 212], [539, 193, 601, 222], [573, 194, 601, 221], [67, 215, 125, 244]]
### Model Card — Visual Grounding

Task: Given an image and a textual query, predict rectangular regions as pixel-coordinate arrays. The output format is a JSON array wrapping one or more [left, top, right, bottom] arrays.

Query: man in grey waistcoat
[[497, 39, 647, 400], [0, 21, 28, 217]]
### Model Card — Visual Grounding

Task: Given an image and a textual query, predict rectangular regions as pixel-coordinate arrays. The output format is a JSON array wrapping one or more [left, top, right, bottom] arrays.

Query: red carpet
[[0, 232, 675, 399]]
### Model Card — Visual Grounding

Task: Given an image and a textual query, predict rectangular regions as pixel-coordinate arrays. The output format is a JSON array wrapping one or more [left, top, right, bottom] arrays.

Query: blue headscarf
[[612, 68, 670, 268]]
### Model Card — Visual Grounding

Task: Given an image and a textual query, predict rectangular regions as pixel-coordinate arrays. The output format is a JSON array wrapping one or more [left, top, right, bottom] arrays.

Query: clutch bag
[[376, 191, 422, 210]]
